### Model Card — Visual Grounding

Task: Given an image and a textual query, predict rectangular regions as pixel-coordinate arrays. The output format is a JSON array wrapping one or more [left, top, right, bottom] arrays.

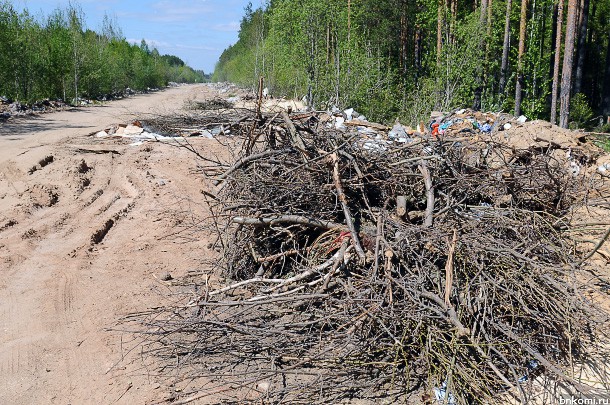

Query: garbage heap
[[139, 106, 610, 404]]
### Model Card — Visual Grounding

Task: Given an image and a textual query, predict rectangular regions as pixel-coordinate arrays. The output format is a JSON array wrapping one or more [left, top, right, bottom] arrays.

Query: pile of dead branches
[[137, 108, 610, 404], [138, 103, 250, 137]]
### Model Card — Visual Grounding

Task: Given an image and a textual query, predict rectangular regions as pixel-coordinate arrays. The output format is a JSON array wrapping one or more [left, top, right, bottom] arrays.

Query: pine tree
[[573, 0, 589, 95], [514, 0, 528, 116], [499, 0, 513, 94], [550, 0, 564, 124], [559, 0, 578, 128]]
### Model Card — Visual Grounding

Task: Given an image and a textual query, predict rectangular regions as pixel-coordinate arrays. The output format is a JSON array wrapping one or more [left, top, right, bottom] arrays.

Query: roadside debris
[[130, 102, 610, 404]]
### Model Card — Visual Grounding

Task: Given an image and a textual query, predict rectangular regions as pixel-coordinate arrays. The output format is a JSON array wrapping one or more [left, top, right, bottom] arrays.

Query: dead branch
[[233, 215, 346, 230], [418, 159, 435, 227], [331, 152, 366, 261], [127, 105, 610, 405]]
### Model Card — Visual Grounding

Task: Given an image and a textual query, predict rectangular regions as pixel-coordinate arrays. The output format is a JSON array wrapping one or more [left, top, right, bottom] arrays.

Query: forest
[[0, 2, 206, 105], [214, 0, 610, 129]]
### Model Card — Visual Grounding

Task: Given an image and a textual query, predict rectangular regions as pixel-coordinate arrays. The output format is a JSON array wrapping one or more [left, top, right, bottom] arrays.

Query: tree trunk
[[514, 0, 528, 116], [559, 0, 578, 128], [414, 27, 422, 77], [450, 0, 457, 44], [499, 0, 512, 94], [602, 30, 610, 117], [573, 0, 589, 95], [437, 0, 444, 65], [473, 0, 488, 110], [347, 0, 351, 44], [486, 0, 493, 37], [480, 0, 488, 28], [550, 0, 564, 124], [400, 8, 408, 74]]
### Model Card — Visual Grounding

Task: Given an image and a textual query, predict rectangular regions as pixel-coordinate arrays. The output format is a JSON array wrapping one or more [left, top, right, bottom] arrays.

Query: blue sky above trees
[[14, 0, 255, 73]]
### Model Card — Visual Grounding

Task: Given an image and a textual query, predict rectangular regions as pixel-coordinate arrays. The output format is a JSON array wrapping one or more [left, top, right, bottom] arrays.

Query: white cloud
[[212, 21, 239, 32], [126, 38, 170, 48]]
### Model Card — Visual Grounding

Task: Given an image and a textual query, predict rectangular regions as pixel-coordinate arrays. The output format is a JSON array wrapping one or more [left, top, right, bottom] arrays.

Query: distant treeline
[[0, 2, 207, 104], [214, 0, 610, 128]]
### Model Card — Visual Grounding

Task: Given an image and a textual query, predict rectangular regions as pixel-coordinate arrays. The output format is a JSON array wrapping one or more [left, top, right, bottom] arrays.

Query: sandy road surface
[[0, 85, 221, 404]]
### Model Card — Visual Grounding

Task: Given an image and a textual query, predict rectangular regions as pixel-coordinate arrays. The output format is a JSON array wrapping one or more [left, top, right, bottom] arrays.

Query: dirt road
[[0, 85, 221, 404]]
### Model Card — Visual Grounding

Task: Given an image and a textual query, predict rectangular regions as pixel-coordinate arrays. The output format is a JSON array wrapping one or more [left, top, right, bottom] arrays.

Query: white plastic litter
[[123, 125, 144, 135], [361, 140, 388, 152], [517, 115, 527, 123], [388, 122, 408, 140], [116, 130, 187, 146], [335, 116, 346, 130], [200, 130, 213, 139], [598, 163, 610, 173], [503, 123, 512, 130], [433, 382, 456, 405], [95, 130, 108, 138], [344, 108, 354, 121], [355, 126, 377, 134], [569, 161, 581, 177]]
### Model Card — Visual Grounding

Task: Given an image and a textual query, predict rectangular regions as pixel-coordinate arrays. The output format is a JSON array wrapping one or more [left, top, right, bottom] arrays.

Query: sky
[[13, 0, 258, 73]]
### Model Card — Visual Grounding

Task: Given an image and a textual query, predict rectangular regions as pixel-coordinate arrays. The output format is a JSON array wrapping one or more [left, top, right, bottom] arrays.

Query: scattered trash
[[344, 108, 354, 120], [334, 116, 346, 130], [199, 130, 214, 139], [517, 115, 528, 123], [433, 381, 457, 405], [388, 122, 408, 140], [517, 360, 541, 383], [129, 102, 609, 404], [480, 123, 492, 133], [570, 161, 581, 176], [123, 125, 144, 136]]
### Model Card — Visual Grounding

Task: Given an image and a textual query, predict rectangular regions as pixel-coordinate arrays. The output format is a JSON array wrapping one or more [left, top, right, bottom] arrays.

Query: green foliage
[[595, 137, 610, 152], [214, 0, 610, 126], [592, 123, 610, 151], [569, 93, 594, 129], [0, 3, 205, 104]]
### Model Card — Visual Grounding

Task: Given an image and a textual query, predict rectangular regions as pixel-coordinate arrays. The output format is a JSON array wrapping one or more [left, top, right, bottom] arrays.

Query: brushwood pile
[[135, 101, 610, 404]]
